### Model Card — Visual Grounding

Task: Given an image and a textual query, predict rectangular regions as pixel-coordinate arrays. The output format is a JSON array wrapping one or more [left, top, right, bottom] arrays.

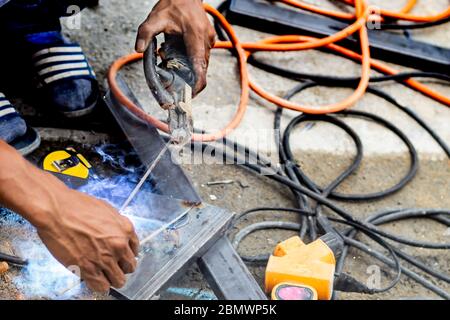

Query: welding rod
[[119, 140, 174, 212], [57, 205, 193, 298], [58, 140, 190, 298], [138, 206, 193, 246]]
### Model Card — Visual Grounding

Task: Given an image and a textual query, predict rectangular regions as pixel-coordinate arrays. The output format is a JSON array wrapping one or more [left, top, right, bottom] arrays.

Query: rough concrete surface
[[0, 0, 449, 300]]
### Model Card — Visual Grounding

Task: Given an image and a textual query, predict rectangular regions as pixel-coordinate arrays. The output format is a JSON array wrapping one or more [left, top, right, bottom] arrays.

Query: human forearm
[[0, 139, 139, 292], [0, 140, 62, 229]]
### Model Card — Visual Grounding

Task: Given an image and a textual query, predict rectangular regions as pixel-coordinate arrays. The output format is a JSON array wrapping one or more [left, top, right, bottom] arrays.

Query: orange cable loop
[[107, 1, 450, 142]]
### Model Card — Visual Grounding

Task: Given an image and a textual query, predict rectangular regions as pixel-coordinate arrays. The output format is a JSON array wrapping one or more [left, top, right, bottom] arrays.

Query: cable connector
[[334, 273, 375, 294]]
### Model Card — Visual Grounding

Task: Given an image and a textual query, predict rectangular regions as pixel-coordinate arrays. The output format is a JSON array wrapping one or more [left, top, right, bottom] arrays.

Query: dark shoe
[[27, 31, 99, 117], [0, 92, 40, 155]]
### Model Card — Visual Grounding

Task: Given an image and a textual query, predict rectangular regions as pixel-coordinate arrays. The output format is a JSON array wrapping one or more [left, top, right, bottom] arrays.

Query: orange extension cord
[[107, 0, 450, 142]]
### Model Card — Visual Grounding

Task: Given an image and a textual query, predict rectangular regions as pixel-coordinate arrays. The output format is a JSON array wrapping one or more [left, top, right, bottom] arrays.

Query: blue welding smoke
[[1, 144, 162, 299]]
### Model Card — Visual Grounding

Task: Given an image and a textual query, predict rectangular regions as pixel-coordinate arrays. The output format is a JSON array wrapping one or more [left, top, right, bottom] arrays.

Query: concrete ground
[[0, 0, 449, 300]]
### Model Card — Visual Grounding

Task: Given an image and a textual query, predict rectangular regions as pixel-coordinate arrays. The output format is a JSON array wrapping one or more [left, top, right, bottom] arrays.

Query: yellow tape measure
[[43, 147, 92, 179]]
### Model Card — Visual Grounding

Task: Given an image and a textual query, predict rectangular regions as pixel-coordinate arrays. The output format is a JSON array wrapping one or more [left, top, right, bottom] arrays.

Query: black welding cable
[[190, 137, 449, 250], [214, 1, 450, 88], [278, 82, 448, 204], [365, 87, 450, 158], [275, 82, 355, 239], [277, 83, 341, 238], [0, 252, 27, 267], [233, 207, 313, 223], [329, 212, 450, 250], [283, 109, 419, 201], [231, 218, 403, 294], [232, 221, 300, 263], [343, 236, 450, 300], [194, 139, 438, 250], [248, 55, 450, 86], [379, 16, 450, 30], [367, 209, 450, 225], [325, 216, 449, 295], [275, 129, 312, 235], [366, 210, 450, 282], [336, 209, 450, 285], [280, 112, 364, 237], [390, 247, 450, 283], [189, 129, 278, 171], [275, 82, 418, 208], [186, 136, 450, 296]]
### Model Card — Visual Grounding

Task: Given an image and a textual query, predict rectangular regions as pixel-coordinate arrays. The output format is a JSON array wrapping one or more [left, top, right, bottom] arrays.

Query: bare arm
[[0, 140, 139, 292]]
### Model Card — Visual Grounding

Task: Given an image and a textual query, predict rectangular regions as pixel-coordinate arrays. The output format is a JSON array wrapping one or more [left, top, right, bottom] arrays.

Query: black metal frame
[[228, 0, 450, 73]]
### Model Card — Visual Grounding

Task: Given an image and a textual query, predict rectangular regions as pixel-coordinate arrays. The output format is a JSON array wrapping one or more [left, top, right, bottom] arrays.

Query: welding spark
[[1, 143, 173, 299]]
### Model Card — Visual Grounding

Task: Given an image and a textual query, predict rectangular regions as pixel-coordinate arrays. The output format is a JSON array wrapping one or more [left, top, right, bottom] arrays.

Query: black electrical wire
[[362, 209, 450, 282], [282, 109, 419, 201], [274, 82, 449, 296], [278, 83, 450, 246], [185, 83, 450, 297], [379, 16, 450, 30], [215, 2, 450, 159], [248, 55, 450, 86], [180, 2, 450, 298], [0, 252, 28, 267], [181, 133, 449, 298], [216, 0, 450, 33]]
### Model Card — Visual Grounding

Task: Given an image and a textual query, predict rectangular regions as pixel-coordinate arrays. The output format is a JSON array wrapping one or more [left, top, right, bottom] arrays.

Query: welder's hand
[[0, 141, 139, 293], [35, 189, 140, 293], [135, 0, 216, 96]]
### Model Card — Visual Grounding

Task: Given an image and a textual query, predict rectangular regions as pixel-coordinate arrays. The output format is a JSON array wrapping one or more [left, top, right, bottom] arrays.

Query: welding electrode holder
[[143, 35, 196, 142]]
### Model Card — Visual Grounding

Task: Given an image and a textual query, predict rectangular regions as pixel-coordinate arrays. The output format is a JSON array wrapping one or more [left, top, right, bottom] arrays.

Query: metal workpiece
[[113, 202, 233, 300], [198, 237, 267, 300], [105, 74, 266, 301], [104, 75, 201, 204]]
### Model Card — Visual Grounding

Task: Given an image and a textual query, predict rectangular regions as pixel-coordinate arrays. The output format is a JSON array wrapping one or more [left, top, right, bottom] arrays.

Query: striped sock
[[0, 93, 27, 143], [26, 31, 97, 113]]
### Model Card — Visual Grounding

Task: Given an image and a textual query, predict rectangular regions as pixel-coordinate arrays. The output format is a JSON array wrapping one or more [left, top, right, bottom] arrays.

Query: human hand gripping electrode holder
[[143, 35, 195, 145], [266, 233, 343, 300]]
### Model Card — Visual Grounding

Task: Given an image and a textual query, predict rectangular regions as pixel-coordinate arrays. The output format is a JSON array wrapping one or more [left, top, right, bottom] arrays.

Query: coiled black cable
[[172, 1, 450, 298], [0, 252, 28, 267], [188, 84, 449, 298]]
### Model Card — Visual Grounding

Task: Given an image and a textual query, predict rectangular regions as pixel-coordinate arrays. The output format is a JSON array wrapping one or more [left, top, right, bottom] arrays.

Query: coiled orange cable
[[285, 0, 450, 22], [107, 0, 450, 142], [108, 4, 250, 141]]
